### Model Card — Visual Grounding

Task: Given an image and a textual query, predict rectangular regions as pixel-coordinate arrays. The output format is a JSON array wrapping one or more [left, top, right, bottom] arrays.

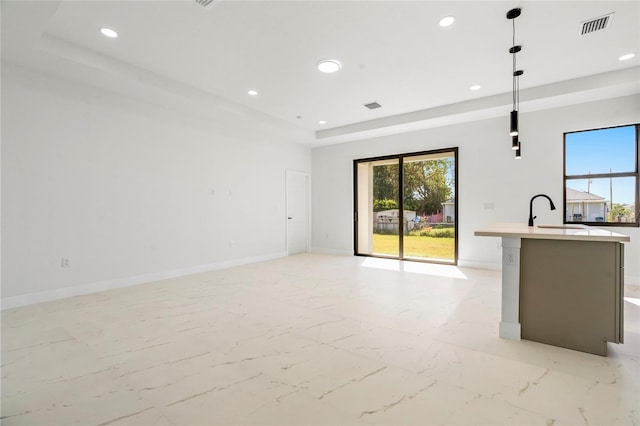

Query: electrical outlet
[[229, 240, 235, 248], [61, 257, 70, 268], [505, 252, 516, 265]]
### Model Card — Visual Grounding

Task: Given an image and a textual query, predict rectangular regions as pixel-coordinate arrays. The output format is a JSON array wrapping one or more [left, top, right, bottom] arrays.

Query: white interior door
[[286, 170, 309, 255]]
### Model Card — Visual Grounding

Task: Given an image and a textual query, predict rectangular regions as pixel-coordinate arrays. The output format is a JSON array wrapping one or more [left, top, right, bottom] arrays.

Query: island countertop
[[474, 223, 630, 243]]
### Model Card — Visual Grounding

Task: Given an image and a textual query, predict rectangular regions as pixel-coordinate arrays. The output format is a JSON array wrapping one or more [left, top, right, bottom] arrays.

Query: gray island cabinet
[[475, 223, 630, 356]]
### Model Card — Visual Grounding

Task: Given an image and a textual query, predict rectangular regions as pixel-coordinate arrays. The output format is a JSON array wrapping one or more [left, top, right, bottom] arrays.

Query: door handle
[[288, 217, 293, 219]]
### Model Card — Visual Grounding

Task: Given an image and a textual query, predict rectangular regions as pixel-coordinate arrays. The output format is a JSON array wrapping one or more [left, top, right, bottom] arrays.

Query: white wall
[[1, 66, 311, 307], [311, 95, 640, 284]]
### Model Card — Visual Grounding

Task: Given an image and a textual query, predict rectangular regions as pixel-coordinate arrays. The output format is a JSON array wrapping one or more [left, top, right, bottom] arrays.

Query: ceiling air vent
[[193, 0, 216, 8], [579, 13, 614, 35], [364, 101, 382, 110]]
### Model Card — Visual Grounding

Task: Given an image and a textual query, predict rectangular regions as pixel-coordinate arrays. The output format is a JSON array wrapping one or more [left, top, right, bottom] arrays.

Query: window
[[564, 124, 639, 227]]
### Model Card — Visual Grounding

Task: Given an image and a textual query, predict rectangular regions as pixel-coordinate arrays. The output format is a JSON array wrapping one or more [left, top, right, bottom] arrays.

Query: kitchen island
[[475, 223, 630, 356]]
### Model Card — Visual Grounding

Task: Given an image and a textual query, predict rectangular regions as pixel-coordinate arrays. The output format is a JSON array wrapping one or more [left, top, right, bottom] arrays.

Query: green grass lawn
[[373, 233, 454, 260]]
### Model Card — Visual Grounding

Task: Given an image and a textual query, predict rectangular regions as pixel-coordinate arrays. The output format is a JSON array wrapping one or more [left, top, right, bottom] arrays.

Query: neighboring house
[[566, 188, 607, 222], [441, 198, 455, 223], [375, 209, 417, 233]]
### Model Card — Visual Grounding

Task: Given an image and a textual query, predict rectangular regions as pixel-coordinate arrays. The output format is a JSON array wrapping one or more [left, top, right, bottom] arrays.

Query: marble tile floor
[[1, 253, 639, 426]]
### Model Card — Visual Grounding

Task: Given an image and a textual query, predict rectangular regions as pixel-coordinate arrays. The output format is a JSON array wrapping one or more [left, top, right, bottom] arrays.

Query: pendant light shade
[[510, 110, 519, 137], [511, 134, 519, 150], [515, 141, 522, 159]]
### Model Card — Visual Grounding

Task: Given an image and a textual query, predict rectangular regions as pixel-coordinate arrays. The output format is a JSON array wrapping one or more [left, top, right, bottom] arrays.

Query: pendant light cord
[[512, 18, 517, 111]]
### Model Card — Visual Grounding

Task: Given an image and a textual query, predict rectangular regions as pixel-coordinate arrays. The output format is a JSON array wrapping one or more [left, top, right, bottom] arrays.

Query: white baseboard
[[6, 251, 631, 310], [1, 252, 287, 310], [310, 247, 353, 256], [625, 275, 639, 286], [457, 259, 501, 271], [309, 252, 503, 270], [459, 261, 637, 285]]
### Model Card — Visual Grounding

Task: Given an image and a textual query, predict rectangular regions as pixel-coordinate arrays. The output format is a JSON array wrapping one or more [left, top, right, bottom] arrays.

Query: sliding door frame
[[353, 147, 458, 265]]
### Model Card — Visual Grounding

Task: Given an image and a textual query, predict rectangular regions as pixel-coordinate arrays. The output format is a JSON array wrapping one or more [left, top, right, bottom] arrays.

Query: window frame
[[563, 123, 639, 227], [353, 147, 459, 264]]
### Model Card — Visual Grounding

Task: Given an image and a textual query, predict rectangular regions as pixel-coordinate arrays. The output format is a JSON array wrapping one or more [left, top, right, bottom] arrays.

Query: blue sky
[[565, 125, 637, 205]]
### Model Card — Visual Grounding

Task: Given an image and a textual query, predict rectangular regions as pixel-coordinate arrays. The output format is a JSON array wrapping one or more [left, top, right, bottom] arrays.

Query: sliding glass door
[[354, 148, 457, 264]]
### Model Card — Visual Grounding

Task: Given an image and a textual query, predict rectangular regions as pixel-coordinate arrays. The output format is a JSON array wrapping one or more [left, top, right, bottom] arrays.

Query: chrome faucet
[[528, 194, 556, 226]]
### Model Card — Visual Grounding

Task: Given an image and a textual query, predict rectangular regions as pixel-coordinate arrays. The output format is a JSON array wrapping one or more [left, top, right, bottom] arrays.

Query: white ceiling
[[2, 0, 639, 145]]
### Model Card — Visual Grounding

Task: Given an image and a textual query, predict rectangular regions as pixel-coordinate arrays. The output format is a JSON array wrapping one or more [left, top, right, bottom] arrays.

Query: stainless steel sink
[[536, 224, 586, 229]]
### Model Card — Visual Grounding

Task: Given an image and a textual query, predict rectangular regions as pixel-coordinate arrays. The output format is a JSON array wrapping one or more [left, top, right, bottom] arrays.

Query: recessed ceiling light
[[100, 27, 118, 38], [317, 59, 342, 73], [470, 85, 481, 91], [619, 53, 635, 61], [319, 120, 327, 125], [439, 16, 455, 27], [247, 90, 258, 96]]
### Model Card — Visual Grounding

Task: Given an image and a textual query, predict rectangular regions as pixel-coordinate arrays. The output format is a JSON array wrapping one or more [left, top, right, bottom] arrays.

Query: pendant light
[[507, 8, 524, 157], [510, 111, 518, 137]]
